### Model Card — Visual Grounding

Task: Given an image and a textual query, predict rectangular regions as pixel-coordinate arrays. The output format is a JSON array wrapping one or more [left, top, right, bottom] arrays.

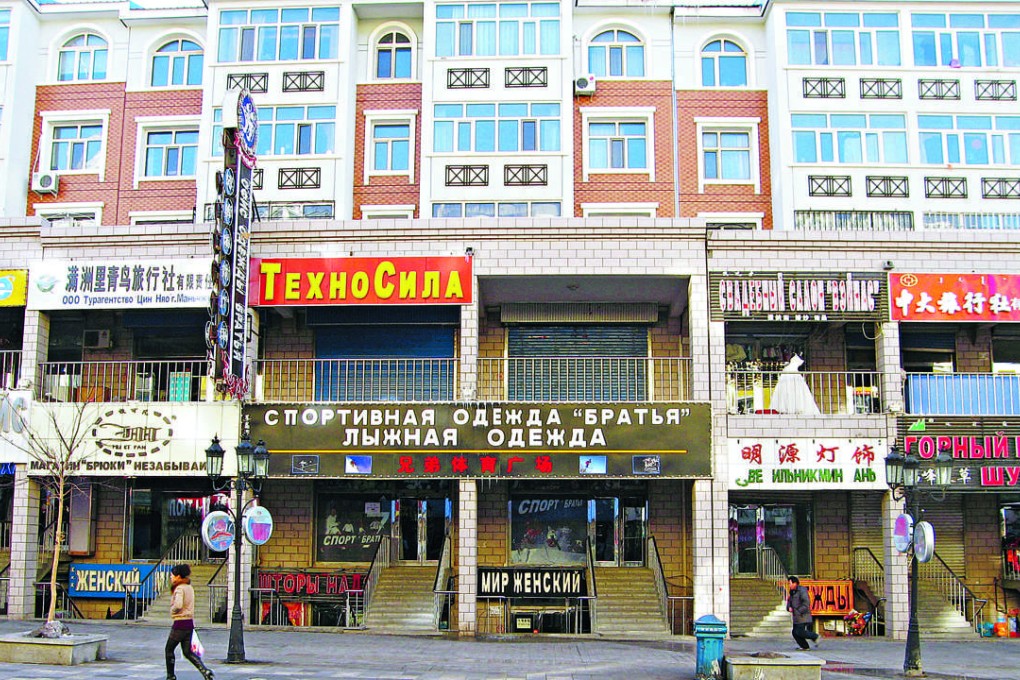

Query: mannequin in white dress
[[770, 354, 821, 414]]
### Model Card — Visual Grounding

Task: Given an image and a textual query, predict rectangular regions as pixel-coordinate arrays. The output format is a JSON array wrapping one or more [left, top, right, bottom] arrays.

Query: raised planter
[[0, 632, 108, 666], [726, 652, 825, 680]]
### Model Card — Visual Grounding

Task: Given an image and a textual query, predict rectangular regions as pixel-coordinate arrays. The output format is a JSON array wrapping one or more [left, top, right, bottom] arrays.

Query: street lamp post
[[205, 434, 270, 664], [884, 446, 953, 678]]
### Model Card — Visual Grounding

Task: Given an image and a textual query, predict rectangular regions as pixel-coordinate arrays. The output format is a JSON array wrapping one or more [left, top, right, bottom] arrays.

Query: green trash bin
[[694, 614, 727, 680]]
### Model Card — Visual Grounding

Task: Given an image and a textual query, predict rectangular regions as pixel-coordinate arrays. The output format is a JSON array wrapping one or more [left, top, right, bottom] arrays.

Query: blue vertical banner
[[209, 89, 258, 399]]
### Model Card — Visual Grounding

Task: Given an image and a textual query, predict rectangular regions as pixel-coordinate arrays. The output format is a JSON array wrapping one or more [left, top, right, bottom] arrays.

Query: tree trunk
[[47, 478, 66, 623]]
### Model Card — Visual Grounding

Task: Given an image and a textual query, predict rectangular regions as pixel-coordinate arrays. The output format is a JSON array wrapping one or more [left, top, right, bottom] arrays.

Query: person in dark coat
[[787, 576, 820, 650]]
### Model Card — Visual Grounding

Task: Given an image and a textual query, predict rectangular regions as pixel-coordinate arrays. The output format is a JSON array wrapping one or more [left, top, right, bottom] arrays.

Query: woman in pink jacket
[[165, 564, 215, 680]]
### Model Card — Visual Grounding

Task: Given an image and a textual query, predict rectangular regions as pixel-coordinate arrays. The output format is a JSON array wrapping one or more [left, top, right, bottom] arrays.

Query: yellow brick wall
[[813, 492, 850, 579], [256, 479, 314, 569], [478, 481, 509, 566]]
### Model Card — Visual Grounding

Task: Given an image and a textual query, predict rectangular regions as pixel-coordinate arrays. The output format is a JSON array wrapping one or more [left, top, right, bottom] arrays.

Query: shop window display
[[510, 497, 587, 565], [316, 495, 390, 563]]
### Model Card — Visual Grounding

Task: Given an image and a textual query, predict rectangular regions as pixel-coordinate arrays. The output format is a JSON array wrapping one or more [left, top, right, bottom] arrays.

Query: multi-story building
[[0, 0, 1018, 643]]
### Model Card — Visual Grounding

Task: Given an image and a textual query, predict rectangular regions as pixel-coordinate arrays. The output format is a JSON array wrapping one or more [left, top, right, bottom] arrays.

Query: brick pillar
[[688, 275, 715, 402], [882, 490, 909, 640], [459, 279, 479, 401], [877, 322, 903, 413], [8, 464, 41, 618], [19, 310, 49, 391], [693, 479, 729, 623], [457, 478, 477, 636], [226, 485, 253, 622]]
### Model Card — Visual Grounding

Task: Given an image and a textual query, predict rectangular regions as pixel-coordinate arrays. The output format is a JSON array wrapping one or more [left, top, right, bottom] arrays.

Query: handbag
[[191, 629, 205, 658]]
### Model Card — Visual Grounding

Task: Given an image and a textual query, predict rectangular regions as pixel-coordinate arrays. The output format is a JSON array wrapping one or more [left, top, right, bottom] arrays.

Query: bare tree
[[0, 391, 101, 638]]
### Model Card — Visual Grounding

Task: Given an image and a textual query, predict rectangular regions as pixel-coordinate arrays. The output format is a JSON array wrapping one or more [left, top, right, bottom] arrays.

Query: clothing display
[[770, 355, 820, 415]]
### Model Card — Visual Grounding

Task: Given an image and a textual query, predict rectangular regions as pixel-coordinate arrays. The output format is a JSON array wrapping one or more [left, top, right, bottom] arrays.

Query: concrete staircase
[[593, 567, 670, 637], [729, 577, 789, 637], [363, 566, 437, 633], [139, 563, 222, 627], [917, 581, 979, 638]]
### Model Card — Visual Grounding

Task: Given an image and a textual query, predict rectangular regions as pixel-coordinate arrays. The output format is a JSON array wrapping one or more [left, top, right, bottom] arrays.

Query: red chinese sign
[[890, 273, 1020, 322], [249, 256, 472, 306]]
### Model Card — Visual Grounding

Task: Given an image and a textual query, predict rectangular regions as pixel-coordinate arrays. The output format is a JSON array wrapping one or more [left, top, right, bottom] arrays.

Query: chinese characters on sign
[[900, 417, 1020, 490], [890, 273, 1020, 322], [27, 259, 213, 310], [711, 272, 885, 322], [728, 438, 887, 490], [246, 403, 711, 479], [250, 257, 473, 306]]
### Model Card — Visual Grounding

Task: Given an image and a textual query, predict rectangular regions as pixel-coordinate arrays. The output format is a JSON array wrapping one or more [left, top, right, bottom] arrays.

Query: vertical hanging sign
[[209, 89, 258, 399]]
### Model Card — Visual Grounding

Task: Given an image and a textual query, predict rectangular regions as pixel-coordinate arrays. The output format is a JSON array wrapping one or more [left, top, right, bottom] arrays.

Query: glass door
[[621, 498, 646, 566], [729, 504, 763, 575], [395, 498, 449, 564], [729, 503, 812, 575], [591, 498, 618, 566]]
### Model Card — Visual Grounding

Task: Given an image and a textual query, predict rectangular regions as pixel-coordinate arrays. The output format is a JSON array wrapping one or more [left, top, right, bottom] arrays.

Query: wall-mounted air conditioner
[[574, 74, 597, 95], [31, 172, 59, 195], [82, 329, 112, 349]]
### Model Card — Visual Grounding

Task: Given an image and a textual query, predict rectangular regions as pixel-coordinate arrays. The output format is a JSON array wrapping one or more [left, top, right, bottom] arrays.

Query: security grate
[[505, 67, 548, 88], [278, 168, 321, 190], [227, 73, 268, 94], [925, 177, 967, 199], [860, 78, 902, 99], [982, 178, 1020, 199], [866, 176, 909, 198], [802, 77, 845, 98], [504, 165, 548, 186], [975, 80, 1017, 101], [918, 79, 960, 100], [282, 71, 325, 92], [808, 176, 852, 197], [447, 68, 489, 88], [445, 165, 488, 186]]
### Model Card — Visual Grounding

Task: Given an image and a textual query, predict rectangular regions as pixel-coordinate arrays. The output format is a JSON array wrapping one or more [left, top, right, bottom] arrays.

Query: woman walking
[[166, 564, 215, 680]]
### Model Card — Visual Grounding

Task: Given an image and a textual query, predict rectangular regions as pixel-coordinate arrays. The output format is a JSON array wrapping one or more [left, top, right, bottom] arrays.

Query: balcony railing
[[726, 370, 882, 415], [255, 359, 459, 402], [476, 357, 691, 403], [37, 360, 210, 403], [794, 210, 914, 231], [0, 350, 21, 389], [905, 372, 1020, 415]]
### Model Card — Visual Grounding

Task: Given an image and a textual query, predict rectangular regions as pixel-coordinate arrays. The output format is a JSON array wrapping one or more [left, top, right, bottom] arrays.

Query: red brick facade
[[28, 83, 201, 225], [676, 90, 772, 229], [352, 83, 422, 219]]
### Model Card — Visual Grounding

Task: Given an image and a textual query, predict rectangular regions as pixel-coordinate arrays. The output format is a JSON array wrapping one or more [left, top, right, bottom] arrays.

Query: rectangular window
[[702, 131, 751, 180], [432, 202, 560, 217], [50, 124, 103, 171], [0, 9, 10, 61], [917, 114, 1020, 166], [372, 123, 410, 171], [435, 1, 559, 57], [143, 129, 198, 177], [911, 12, 1020, 67], [432, 102, 559, 153], [588, 121, 646, 170], [786, 10, 900, 66], [791, 113, 907, 165], [217, 7, 340, 62], [212, 106, 335, 156]]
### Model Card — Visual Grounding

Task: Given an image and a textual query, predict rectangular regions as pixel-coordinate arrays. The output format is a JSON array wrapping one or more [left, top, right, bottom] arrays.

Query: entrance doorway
[[729, 503, 813, 576], [395, 497, 450, 564], [590, 497, 647, 567]]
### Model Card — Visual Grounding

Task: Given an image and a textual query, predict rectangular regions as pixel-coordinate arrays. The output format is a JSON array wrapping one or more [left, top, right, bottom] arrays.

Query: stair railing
[[125, 530, 201, 620], [433, 531, 453, 630], [852, 547, 886, 636], [206, 561, 228, 623], [665, 574, 694, 635], [34, 580, 84, 620], [647, 536, 672, 633], [0, 563, 9, 616], [363, 531, 390, 619], [585, 537, 598, 632], [918, 551, 988, 633], [756, 545, 791, 600]]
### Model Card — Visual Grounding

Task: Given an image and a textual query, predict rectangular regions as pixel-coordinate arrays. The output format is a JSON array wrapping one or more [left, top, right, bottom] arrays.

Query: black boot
[[197, 664, 214, 680]]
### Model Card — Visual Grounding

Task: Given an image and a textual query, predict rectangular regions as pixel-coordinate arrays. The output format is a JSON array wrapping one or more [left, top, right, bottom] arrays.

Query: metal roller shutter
[[314, 326, 456, 401], [850, 492, 885, 559], [507, 325, 648, 401], [921, 496, 965, 575]]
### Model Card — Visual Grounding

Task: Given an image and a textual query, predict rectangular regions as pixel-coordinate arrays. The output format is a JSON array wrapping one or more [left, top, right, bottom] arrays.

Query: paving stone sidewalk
[[0, 620, 1015, 680]]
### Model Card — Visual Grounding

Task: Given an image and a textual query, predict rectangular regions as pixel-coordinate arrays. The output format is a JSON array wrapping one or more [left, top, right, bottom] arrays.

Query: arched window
[[152, 39, 204, 87], [58, 33, 108, 82], [701, 39, 747, 87], [588, 29, 644, 78], [376, 31, 412, 79]]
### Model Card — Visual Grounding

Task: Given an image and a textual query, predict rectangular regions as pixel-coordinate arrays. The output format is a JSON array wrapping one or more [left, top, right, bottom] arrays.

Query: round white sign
[[243, 505, 274, 546], [893, 513, 914, 553], [201, 510, 234, 552], [914, 521, 936, 563]]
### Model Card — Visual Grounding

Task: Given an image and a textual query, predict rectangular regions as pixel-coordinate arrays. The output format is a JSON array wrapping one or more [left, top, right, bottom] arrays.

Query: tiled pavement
[[0, 620, 1016, 680]]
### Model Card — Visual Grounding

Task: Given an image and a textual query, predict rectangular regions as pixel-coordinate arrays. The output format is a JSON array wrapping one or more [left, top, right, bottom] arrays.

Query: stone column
[[19, 310, 49, 391], [459, 279, 479, 401], [457, 478, 477, 636], [8, 464, 41, 618], [226, 486, 254, 621], [877, 322, 904, 414], [882, 490, 909, 640], [693, 479, 729, 623]]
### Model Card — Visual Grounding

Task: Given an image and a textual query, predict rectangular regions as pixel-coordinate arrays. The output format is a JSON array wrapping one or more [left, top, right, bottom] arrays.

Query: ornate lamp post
[[205, 434, 270, 663], [884, 446, 953, 677]]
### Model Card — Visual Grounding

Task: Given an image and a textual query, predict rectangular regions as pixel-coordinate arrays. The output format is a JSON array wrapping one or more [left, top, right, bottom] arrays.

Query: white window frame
[[700, 36, 751, 88], [580, 106, 656, 182], [39, 110, 111, 181], [134, 115, 202, 187], [361, 205, 417, 219], [585, 25, 646, 79], [33, 202, 104, 227], [56, 31, 109, 83], [581, 202, 658, 218], [694, 116, 760, 194], [363, 109, 417, 184], [149, 36, 205, 89], [698, 211, 764, 229], [129, 210, 195, 225], [368, 23, 417, 82]]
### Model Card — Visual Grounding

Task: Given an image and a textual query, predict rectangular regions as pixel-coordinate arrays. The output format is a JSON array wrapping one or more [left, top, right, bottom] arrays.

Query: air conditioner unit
[[82, 329, 112, 350], [31, 171, 60, 195], [574, 74, 597, 95]]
